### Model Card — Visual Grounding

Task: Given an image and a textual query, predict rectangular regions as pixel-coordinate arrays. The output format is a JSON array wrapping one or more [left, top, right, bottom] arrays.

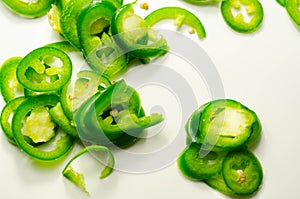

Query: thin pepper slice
[[0, 57, 24, 102], [0, 96, 27, 145], [2, 0, 55, 18], [286, 0, 300, 26], [74, 80, 164, 146], [111, 4, 169, 59], [60, 70, 111, 121], [144, 7, 206, 39], [12, 94, 73, 161], [221, 0, 264, 33], [62, 145, 115, 194], [16, 47, 72, 92]]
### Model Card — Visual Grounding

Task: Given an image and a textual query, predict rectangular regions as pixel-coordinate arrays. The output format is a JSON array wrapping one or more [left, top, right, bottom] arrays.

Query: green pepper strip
[[49, 103, 79, 139], [16, 46, 72, 92], [144, 7, 206, 39], [111, 4, 169, 59], [286, 0, 300, 26], [75, 80, 163, 146], [221, 0, 264, 33], [12, 94, 74, 161], [60, 70, 111, 121], [0, 96, 27, 145], [2, 0, 55, 18], [45, 41, 79, 53], [0, 57, 24, 103], [62, 145, 115, 194]]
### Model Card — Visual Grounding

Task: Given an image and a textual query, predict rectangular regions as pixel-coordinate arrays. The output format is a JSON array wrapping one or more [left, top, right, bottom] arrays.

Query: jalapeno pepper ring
[[16, 47, 72, 92]]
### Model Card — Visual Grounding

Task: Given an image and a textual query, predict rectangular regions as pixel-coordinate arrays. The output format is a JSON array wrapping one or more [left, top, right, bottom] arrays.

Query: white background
[[1, 0, 300, 198]]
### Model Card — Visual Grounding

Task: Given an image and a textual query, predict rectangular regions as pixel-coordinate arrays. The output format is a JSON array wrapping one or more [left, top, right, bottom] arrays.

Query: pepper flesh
[[286, 0, 300, 26], [2, 0, 55, 18], [144, 7, 206, 39], [221, 0, 264, 33]]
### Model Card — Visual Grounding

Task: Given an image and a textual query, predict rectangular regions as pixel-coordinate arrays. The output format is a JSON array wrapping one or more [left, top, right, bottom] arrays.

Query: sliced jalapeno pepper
[[144, 7, 206, 39], [222, 148, 263, 195], [2, 0, 55, 18], [62, 145, 115, 194], [49, 103, 79, 139], [177, 143, 226, 181], [0, 57, 24, 102], [75, 80, 163, 146], [111, 4, 168, 59], [186, 99, 261, 151], [286, 0, 300, 26], [0, 96, 27, 145], [16, 47, 72, 92], [204, 174, 236, 197], [45, 41, 79, 53], [12, 94, 74, 161], [221, 0, 264, 33], [60, 70, 111, 121]]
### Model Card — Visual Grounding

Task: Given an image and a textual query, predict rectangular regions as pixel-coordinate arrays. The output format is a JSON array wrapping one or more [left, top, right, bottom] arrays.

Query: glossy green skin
[[276, 0, 286, 6], [49, 103, 79, 139], [177, 143, 226, 180], [286, 0, 300, 26], [12, 94, 74, 161], [74, 80, 163, 147], [111, 4, 168, 59], [16, 47, 72, 92], [185, 99, 262, 151], [2, 0, 55, 18], [0, 97, 26, 144], [144, 6, 206, 39], [222, 148, 263, 195], [221, 0, 264, 33], [0, 57, 24, 103], [77, 2, 128, 77], [205, 174, 236, 197]]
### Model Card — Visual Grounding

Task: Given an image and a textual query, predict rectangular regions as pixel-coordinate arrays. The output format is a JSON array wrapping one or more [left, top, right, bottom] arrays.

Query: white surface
[[1, 0, 300, 199]]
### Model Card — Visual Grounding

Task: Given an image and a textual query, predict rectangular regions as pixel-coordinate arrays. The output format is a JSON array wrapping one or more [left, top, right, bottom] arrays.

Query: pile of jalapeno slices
[[178, 99, 263, 197]]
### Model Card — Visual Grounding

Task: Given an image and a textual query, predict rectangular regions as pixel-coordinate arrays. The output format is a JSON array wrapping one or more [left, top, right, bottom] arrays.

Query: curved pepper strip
[[16, 46, 72, 92], [74, 80, 164, 146], [111, 4, 169, 59], [0, 57, 24, 102], [45, 41, 79, 53], [144, 7, 206, 39], [221, 0, 264, 33], [62, 145, 115, 194], [2, 0, 55, 18], [286, 0, 300, 26], [12, 94, 74, 161], [0, 96, 27, 145], [49, 103, 79, 139], [60, 70, 111, 121]]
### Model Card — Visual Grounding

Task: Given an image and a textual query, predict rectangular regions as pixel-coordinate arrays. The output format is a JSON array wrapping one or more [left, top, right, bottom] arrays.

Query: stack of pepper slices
[[0, 0, 282, 195]]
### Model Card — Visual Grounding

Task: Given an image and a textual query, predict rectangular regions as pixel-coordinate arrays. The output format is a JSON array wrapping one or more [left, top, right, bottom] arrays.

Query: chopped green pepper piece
[[2, 0, 55, 18], [0, 57, 24, 103], [221, 0, 264, 33], [144, 7, 206, 39], [74, 80, 163, 146], [186, 99, 261, 151], [111, 4, 169, 59], [16, 47, 72, 92], [0, 96, 27, 145], [12, 94, 73, 161], [177, 143, 226, 181], [286, 0, 300, 26], [205, 174, 236, 197], [222, 148, 263, 195], [62, 145, 115, 194]]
